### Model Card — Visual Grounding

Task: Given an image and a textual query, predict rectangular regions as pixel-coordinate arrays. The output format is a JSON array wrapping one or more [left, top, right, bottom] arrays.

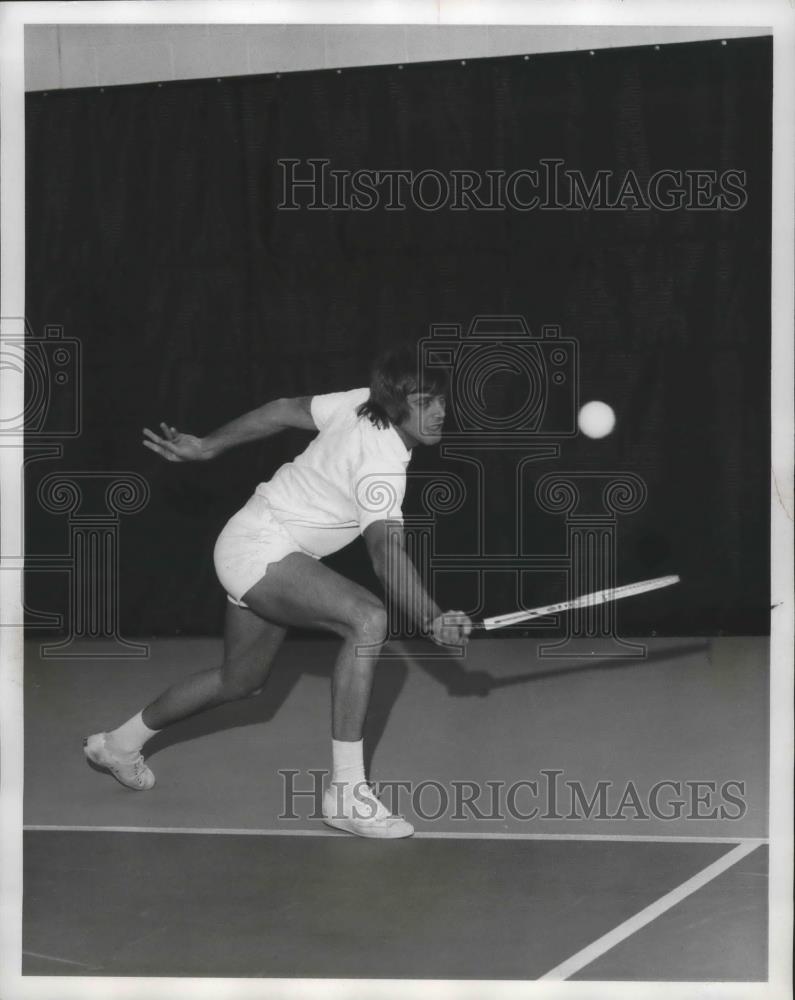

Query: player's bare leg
[[84, 603, 286, 789], [238, 553, 412, 838], [143, 604, 287, 728], [85, 553, 412, 836]]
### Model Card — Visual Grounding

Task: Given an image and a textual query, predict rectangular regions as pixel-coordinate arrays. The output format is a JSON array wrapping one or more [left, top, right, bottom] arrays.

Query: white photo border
[[1, 3, 792, 999]]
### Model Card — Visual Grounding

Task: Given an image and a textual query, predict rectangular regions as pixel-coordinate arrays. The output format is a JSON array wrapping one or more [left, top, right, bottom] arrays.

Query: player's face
[[395, 392, 447, 448]]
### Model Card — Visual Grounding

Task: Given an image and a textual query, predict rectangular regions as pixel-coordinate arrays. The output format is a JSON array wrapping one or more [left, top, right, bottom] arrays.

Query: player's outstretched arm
[[363, 520, 472, 647], [142, 396, 317, 462]]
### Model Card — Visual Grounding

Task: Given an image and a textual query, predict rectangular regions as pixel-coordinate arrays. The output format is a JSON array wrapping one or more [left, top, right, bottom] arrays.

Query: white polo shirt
[[254, 387, 412, 557]]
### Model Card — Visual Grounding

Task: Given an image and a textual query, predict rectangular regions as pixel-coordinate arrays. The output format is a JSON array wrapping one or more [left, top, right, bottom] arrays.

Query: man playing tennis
[[84, 346, 472, 839]]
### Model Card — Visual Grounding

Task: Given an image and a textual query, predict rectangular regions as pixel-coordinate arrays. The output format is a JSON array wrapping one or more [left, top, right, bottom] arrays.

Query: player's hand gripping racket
[[475, 574, 680, 631]]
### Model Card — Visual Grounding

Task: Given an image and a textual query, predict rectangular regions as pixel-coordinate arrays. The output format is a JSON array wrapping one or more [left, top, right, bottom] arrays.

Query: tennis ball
[[578, 401, 616, 439]]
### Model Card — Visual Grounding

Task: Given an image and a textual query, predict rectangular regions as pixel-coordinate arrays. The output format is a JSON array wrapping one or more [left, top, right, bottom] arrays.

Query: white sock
[[328, 739, 389, 820], [107, 711, 160, 754], [331, 738, 366, 790]]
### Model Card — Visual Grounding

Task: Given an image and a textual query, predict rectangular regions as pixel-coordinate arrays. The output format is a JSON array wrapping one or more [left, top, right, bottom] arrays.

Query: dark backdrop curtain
[[24, 36, 771, 636]]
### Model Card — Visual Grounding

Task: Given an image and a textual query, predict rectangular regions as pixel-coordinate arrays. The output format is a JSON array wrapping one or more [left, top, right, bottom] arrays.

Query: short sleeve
[[310, 388, 369, 431], [354, 466, 407, 531], [352, 434, 408, 532]]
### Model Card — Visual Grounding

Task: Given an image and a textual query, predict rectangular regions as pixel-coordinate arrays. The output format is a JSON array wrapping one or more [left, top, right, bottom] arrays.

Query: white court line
[[538, 839, 765, 981], [23, 824, 768, 844]]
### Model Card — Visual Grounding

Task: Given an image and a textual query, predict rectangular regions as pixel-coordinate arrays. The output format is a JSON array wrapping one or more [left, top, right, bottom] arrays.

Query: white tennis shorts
[[213, 493, 318, 608]]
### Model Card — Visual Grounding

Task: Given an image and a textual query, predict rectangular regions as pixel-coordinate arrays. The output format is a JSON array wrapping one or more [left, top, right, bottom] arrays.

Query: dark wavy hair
[[356, 344, 449, 430]]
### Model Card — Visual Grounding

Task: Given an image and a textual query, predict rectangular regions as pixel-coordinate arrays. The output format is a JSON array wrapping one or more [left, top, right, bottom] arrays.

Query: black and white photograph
[[1, 2, 793, 998]]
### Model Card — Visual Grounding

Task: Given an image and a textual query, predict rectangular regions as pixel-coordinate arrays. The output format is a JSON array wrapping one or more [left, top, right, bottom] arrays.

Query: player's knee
[[346, 601, 388, 644]]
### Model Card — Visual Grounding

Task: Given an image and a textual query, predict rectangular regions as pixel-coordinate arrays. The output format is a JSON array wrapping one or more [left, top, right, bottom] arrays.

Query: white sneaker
[[322, 783, 414, 839], [83, 732, 155, 791]]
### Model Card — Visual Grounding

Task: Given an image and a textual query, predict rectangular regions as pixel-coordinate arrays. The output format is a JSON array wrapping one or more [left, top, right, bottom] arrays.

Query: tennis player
[[84, 346, 472, 838]]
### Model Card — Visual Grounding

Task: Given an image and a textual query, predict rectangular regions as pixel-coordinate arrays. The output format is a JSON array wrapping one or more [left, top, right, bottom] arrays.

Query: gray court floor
[[22, 635, 769, 980]]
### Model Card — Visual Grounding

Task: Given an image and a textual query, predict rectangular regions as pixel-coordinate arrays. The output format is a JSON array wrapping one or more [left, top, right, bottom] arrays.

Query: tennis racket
[[478, 574, 680, 632]]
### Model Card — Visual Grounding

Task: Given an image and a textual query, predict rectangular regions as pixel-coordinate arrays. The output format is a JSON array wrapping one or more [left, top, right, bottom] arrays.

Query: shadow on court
[[141, 638, 708, 769], [399, 638, 710, 697], [23, 635, 768, 838], [143, 638, 410, 776]]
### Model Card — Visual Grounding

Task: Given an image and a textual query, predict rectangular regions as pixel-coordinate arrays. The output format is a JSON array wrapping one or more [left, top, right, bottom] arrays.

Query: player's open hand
[[142, 423, 208, 462], [430, 610, 473, 648]]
